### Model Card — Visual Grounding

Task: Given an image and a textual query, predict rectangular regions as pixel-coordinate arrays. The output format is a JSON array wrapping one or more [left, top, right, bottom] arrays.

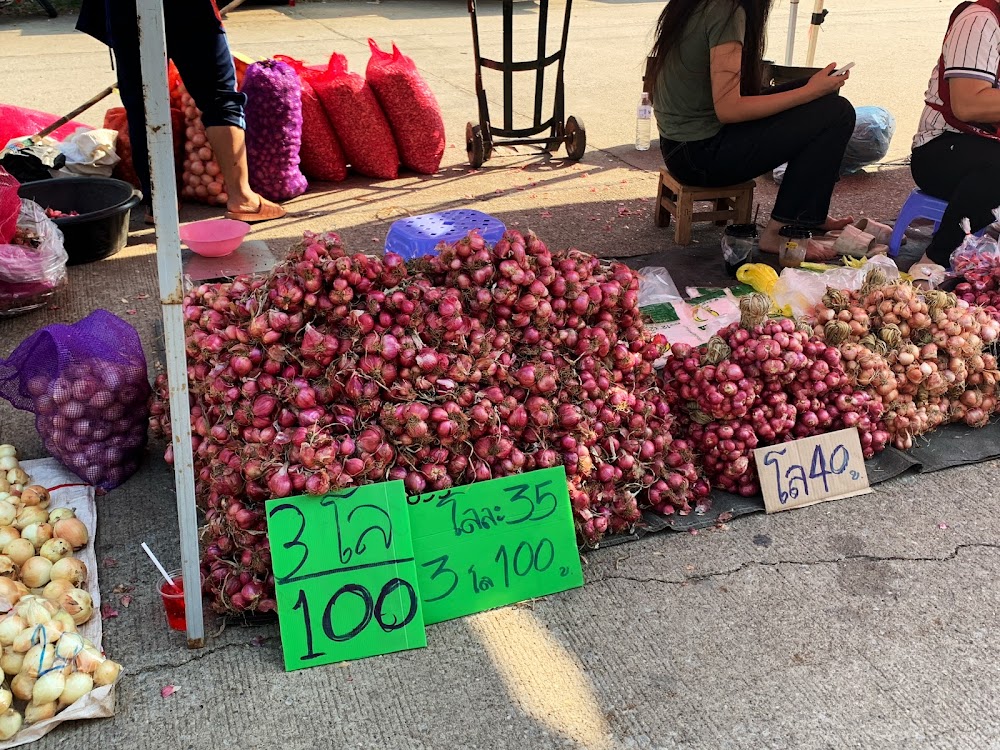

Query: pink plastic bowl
[[179, 219, 251, 258]]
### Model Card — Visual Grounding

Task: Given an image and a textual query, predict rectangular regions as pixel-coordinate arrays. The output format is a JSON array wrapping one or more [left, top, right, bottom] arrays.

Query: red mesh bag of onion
[[0, 310, 151, 490]]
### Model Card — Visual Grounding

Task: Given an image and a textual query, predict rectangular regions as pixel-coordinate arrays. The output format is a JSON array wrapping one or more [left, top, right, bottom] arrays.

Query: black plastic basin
[[17, 177, 142, 265]]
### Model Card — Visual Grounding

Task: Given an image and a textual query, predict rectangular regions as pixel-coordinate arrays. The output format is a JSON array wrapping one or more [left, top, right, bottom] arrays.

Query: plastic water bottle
[[635, 92, 652, 151]]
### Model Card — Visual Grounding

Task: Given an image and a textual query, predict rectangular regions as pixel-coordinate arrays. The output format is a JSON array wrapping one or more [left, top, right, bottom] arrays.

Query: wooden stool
[[654, 168, 755, 245]]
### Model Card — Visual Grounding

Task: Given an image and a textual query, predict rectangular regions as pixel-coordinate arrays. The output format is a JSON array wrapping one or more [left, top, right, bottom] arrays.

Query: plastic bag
[[770, 256, 900, 318], [274, 55, 349, 183], [0, 167, 17, 243], [773, 106, 896, 183], [0, 199, 68, 317], [366, 40, 446, 175], [0, 139, 66, 183], [313, 53, 400, 180], [842, 106, 895, 175], [243, 59, 308, 202], [0, 310, 150, 490], [950, 211, 1000, 275], [637, 266, 682, 306], [57, 128, 120, 177]]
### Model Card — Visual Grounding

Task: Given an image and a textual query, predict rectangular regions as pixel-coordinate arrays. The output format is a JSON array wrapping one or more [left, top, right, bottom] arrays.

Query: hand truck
[[465, 0, 586, 168]]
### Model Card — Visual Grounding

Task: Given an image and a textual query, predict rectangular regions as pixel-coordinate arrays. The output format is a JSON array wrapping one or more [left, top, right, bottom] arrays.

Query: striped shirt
[[913, 4, 1000, 150]]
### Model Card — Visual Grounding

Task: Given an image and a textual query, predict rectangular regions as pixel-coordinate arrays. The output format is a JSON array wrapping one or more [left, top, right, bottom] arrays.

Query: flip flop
[[854, 218, 897, 246], [226, 197, 286, 223]]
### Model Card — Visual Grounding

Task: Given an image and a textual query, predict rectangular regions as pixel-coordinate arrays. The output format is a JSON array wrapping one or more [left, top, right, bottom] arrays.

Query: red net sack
[[0, 168, 18, 244], [178, 82, 228, 206], [274, 55, 348, 182], [313, 53, 399, 180], [103, 107, 185, 191], [0, 310, 150, 490], [366, 40, 446, 175], [0, 104, 89, 152]]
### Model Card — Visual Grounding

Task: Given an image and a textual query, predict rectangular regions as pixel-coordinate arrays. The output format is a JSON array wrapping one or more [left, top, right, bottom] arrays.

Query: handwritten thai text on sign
[[265, 482, 426, 671], [407, 467, 584, 625], [753, 427, 871, 514]]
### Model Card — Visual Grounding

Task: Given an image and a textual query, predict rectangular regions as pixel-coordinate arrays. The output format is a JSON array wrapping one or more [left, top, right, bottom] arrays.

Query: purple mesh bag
[[0, 310, 150, 490], [244, 59, 308, 202]]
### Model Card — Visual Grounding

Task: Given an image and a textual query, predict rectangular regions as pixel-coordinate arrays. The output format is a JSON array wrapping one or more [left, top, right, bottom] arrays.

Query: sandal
[[854, 218, 896, 246], [226, 197, 286, 223]]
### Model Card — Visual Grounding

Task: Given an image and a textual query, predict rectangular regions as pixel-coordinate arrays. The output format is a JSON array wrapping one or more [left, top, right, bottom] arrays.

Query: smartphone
[[833, 62, 855, 76]]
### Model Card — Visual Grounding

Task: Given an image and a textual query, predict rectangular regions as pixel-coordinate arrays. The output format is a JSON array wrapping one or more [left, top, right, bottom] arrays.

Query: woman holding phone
[[649, 0, 856, 258]]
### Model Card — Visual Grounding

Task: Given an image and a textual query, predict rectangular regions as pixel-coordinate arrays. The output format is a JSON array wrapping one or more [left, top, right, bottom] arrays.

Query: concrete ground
[[1, 1, 999, 748]]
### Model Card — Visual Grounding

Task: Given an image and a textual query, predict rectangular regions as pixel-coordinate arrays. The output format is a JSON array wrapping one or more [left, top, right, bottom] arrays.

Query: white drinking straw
[[141, 542, 176, 587]]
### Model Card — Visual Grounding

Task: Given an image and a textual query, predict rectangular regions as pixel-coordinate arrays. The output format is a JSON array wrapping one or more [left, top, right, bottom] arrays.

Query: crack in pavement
[[125, 637, 276, 677], [589, 542, 1000, 587]]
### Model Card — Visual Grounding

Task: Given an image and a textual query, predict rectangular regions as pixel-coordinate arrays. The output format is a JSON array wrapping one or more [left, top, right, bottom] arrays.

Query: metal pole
[[785, 0, 799, 66], [804, 0, 826, 67], [134, 0, 206, 649]]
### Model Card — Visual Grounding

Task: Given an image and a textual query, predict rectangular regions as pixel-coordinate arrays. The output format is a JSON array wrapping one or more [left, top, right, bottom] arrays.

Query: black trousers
[[911, 131, 1000, 266], [104, 0, 246, 204], [660, 93, 856, 227]]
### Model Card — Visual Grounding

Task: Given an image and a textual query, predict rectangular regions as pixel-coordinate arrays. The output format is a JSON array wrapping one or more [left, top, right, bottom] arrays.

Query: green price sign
[[407, 467, 584, 625], [265, 482, 427, 671]]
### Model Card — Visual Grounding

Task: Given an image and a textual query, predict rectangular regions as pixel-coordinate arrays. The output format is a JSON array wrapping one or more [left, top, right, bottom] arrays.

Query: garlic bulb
[[0, 708, 21, 740], [0, 615, 23, 647], [23, 700, 56, 725], [59, 671, 93, 709], [93, 659, 121, 687], [0, 647, 23, 677], [10, 672, 34, 701]]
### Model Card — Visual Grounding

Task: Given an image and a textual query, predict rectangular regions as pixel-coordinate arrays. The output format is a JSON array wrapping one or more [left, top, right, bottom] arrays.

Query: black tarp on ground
[[598, 419, 1000, 547]]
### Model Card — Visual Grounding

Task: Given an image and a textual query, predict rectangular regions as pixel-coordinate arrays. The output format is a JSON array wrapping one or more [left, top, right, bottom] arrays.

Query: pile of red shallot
[[661, 294, 890, 496], [811, 268, 1000, 448], [149, 229, 707, 615]]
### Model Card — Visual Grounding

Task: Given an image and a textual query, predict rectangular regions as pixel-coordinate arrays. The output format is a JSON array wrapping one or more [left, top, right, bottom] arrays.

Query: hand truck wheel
[[564, 115, 586, 160], [466, 122, 486, 168]]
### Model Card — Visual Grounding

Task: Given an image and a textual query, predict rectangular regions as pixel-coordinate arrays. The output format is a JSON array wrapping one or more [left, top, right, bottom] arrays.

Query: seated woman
[[649, 0, 856, 259], [911, 0, 1000, 271]]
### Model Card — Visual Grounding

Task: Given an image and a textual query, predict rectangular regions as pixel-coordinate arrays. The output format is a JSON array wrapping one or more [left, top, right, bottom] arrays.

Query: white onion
[[0, 502, 15, 528], [75, 646, 104, 674], [21, 524, 53, 552], [46, 508, 76, 524], [19, 557, 52, 589], [19, 486, 50, 508], [50, 558, 87, 588], [0, 447, 14, 459], [23, 643, 54, 678], [32, 670, 65, 704], [52, 519, 87, 550], [0, 527, 19, 549], [3, 539, 33, 567], [55, 632, 84, 661], [0, 685, 10, 714], [13, 507, 48, 533], [12, 628, 35, 654], [0, 458, 16, 473], [39, 539, 72, 564]]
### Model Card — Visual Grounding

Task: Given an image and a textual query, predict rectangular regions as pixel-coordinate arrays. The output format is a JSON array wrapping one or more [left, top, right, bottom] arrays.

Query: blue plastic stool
[[385, 209, 507, 261], [888, 189, 947, 257]]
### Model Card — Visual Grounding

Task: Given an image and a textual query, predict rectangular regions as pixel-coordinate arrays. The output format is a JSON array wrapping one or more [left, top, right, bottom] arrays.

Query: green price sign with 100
[[265, 482, 426, 671], [407, 467, 584, 625]]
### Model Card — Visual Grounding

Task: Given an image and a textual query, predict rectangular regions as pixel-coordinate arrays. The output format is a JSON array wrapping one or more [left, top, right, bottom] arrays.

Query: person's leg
[[685, 95, 856, 252], [911, 132, 1000, 265], [105, 10, 151, 206], [165, 3, 283, 219]]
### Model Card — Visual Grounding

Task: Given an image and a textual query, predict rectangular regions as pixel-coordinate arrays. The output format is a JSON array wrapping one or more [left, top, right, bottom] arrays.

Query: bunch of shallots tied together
[[662, 294, 890, 496], [811, 269, 1000, 448], [149, 229, 707, 614]]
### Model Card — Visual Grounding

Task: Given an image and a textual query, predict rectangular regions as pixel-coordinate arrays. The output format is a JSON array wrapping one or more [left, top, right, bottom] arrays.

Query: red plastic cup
[[158, 570, 186, 631]]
